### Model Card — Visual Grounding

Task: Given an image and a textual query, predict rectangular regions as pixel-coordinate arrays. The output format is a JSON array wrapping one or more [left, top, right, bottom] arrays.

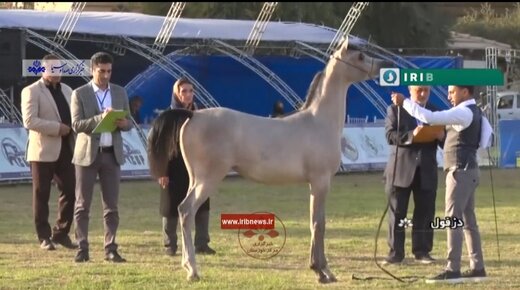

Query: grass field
[[1, 169, 519, 289]]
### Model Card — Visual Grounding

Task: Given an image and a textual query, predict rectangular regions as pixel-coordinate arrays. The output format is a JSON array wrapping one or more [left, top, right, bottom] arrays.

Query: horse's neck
[[309, 64, 349, 134]]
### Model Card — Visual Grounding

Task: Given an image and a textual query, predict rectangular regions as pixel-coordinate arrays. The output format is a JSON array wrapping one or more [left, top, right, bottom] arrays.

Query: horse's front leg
[[178, 190, 199, 282], [309, 177, 337, 284]]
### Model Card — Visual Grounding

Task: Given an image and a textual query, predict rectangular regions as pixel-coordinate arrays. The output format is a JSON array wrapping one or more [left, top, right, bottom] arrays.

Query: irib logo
[[379, 68, 400, 86]]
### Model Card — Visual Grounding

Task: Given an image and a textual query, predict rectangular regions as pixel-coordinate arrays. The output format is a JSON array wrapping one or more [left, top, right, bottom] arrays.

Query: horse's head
[[331, 38, 386, 84]]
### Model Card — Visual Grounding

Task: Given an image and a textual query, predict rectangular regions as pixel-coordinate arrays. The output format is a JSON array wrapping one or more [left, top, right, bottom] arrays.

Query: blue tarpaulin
[[499, 119, 520, 168], [127, 54, 462, 123]]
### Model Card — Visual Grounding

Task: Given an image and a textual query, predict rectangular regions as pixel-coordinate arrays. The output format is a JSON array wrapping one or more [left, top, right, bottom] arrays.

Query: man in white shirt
[[392, 85, 491, 284]]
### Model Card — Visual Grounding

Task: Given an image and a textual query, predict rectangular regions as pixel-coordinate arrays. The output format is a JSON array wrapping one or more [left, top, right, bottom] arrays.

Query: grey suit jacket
[[70, 82, 133, 166]]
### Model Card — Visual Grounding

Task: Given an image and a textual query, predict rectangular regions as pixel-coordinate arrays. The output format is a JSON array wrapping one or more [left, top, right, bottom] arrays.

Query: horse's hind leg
[[309, 177, 337, 283], [178, 179, 219, 282]]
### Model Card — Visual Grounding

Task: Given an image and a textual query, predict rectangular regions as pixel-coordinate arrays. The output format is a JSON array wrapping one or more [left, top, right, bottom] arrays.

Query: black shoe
[[74, 249, 89, 263], [165, 247, 177, 256], [40, 239, 56, 251], [105, 250, 127, 263], [425, 270, 462, 284], [381, 256, 403, 265], [195, 245, 216, 255], [415, 254, 436, 264], [51, 235, 78, 250], [461, 268, 487, 282]]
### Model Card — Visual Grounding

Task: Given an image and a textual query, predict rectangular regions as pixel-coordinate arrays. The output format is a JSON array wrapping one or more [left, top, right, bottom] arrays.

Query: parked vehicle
[[497, 91, 520, 120]]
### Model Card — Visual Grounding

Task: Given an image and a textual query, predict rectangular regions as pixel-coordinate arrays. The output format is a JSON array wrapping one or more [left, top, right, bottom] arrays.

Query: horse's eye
[[358, 53, 364, 61]]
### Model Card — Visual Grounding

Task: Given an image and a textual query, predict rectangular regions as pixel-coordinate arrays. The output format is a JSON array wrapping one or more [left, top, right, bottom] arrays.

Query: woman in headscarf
[[156, 77, 215, 256]]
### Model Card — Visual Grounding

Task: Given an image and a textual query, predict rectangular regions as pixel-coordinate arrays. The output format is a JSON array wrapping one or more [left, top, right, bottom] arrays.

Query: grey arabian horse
[[147, 38, 385, 283]]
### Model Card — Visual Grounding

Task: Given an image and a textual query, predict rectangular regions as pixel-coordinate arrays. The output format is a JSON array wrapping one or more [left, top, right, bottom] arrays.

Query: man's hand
[[158, 176, 169, 189], [115, 118, 129, 129], [102, 107, 113, 118], [58, 123, 71, 136], [391, 92, 405, 106]]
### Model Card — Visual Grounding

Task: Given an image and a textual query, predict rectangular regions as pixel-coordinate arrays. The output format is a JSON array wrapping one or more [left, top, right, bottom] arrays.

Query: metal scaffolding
[[326, 2, 369, 57], [208, 39, 303, 109], [243, 2, 278, 56], [53, 2, 86, 48], [152, 2, 186, 54], [25, 29, 91, 83], [0, 88, 22, 124], [120, 36, 220, 109]]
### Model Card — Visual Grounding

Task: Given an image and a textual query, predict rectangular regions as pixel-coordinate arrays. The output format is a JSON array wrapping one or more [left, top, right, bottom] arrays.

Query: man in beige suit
[[71, 52, 132, 263], [21, 54, 77, 251]]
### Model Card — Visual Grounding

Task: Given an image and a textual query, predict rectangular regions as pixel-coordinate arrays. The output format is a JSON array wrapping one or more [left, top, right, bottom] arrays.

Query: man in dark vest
[[392, 85, 492, 284]]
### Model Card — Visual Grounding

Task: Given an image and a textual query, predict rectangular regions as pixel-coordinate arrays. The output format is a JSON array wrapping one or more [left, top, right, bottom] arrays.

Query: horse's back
[[181, 107, 336, 184]]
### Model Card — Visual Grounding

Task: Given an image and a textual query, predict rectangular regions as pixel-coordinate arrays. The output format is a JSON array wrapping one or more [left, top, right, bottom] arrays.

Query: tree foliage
[[140, 2, 451, 49], [453, 3, 520, 48]]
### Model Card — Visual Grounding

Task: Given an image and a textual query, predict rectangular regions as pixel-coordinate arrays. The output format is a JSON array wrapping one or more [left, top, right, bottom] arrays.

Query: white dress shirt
[[92, 81, 112, 147], [402, 98, 493, 148]]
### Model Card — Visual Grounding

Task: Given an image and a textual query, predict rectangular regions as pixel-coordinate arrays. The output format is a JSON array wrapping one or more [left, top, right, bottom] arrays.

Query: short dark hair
[[91, 52, 113, 67], [455, 85, 474, 96]]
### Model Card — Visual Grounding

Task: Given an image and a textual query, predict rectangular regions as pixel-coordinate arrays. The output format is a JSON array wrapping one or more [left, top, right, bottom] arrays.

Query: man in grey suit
[[383, 86, 444, 265], [70, 52, 132, 263]]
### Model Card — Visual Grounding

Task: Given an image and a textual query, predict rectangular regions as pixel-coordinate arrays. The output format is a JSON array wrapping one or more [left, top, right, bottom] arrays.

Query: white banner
[[120, 128, 150, 179], [0, 126, 31, 180], [0, 124, 492, 182], [340, 125, 388, 171]]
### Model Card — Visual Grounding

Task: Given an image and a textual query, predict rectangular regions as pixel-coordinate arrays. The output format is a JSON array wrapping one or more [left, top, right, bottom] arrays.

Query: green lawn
[[1, 169, 519, 289]]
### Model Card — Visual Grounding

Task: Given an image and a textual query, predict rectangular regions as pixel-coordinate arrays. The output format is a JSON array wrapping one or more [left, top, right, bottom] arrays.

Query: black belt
[[99, 146, 114, 153]]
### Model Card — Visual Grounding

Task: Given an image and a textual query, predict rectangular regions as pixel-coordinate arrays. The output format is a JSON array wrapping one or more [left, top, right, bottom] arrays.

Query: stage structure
[[121, 2, 219, 108], [204, 2, 303, 110], [0, 89, 21, 124], [0, 9, 458, 123], [486, 47, 520, 166], [53, 2, 86, 47], [243, 2, 278, 56], [120, 2, 220, 110]]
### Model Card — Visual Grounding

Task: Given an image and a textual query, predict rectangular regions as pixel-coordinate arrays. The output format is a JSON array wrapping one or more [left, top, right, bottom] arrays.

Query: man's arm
[[71, 89, 103, 134], [402, 98, 472, 127], [384, 105, 413, 146], [21, 86, 61, 136]]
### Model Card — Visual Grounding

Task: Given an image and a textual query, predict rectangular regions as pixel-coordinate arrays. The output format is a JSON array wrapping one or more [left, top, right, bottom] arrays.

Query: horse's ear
[[339, 35, 349, 51]]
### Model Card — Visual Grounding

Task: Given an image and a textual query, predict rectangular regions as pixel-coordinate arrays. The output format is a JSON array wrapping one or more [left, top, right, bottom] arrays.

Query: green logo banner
[[379, 68, 504, 86]]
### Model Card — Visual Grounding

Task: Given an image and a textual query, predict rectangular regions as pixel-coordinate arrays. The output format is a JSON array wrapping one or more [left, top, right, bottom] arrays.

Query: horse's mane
[[300, 71, 324, 111]]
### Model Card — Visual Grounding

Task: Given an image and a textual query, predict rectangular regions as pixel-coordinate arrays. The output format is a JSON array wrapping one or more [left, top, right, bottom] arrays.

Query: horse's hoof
[[317, 272, 337, 284], [187, 274, 200, 282], [318, 275, 337, 284]]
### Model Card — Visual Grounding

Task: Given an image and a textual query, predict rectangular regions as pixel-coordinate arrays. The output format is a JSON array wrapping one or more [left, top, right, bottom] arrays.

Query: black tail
[[147, 109, 194, 179]]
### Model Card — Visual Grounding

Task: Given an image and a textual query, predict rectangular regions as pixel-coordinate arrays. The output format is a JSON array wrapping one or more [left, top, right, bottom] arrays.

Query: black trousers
[[386, 167, 436, 260], [30, 141, 75, 242]]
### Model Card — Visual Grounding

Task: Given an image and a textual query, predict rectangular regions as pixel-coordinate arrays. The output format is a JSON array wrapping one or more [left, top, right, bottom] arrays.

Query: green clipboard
[[92, 110, 129, 133]]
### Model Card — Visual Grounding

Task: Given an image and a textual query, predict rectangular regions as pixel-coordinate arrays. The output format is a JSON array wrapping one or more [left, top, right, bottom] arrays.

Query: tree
[[453, 3, 520, 48]]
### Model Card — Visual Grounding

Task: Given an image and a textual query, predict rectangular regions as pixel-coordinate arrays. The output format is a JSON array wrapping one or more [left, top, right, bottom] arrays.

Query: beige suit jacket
[[21, 78, 74, 162], [70, 82, 133, 167]]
